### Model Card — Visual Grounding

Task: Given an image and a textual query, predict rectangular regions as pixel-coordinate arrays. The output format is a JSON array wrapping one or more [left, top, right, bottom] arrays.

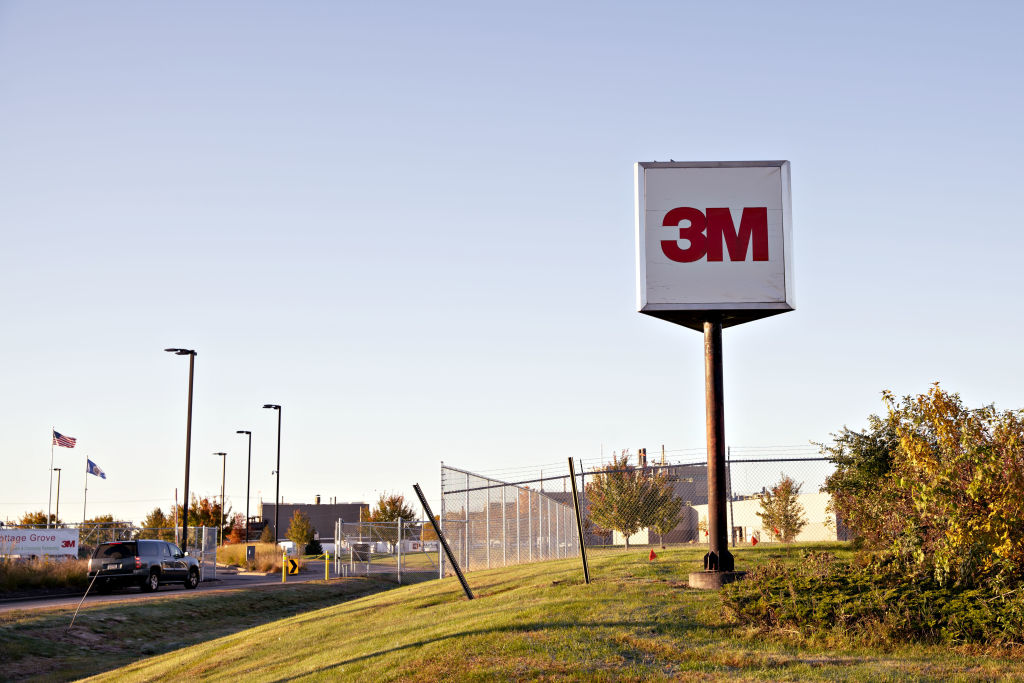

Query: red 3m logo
[[661, 207, 769, 262], [62, 540, 76, 548]]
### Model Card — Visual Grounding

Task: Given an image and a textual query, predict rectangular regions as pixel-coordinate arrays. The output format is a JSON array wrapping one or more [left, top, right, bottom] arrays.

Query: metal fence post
[[397, 519, 402, 585], [516, 488, 521, 564], [528, 490, 533, 561], [501, 486, 507, 567], [465, 472, 471, 571], [547, 497, 552, 560], [439, 465, 446, 579], [486, 479, 491, 569]]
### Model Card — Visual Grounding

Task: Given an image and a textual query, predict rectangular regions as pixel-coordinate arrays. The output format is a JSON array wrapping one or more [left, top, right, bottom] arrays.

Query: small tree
[[259, 524, 275, 544], [585, 453, 677, 549], [757, 475, 808, 542], [367, 493, 417, 550], [286, 510, 314, 551], [227, 514, 246, 544], [306, 537, 324, 555], [649, 489, 684, 549]]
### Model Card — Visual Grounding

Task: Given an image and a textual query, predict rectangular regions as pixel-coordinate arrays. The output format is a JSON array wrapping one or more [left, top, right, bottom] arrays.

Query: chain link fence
[[439, 449, 842, 574], [333, 519, 441, 584], [440, 465, 579, 573]]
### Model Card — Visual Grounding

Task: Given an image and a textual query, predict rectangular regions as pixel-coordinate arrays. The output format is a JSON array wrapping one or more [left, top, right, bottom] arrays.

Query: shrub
[[722, 550, 1024, 646], [821, 385, 1024, 587], [305, 538, 323, 556]]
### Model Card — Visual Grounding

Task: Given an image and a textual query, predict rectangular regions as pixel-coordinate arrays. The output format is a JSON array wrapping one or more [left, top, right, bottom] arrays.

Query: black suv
[[88, 540, 201, 592]]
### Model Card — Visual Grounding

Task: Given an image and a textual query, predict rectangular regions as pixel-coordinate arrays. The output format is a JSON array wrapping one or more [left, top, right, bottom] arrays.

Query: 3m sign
[[635, 161, 794, 331]]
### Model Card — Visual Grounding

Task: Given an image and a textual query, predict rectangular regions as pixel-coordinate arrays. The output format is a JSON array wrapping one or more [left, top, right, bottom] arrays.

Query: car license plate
[[105, 563, 121, 570]]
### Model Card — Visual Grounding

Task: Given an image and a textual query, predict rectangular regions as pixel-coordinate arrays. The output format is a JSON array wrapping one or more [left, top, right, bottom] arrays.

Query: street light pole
[[236, 430, 252, 542], [53, 468, 62, 526], [263, 404, 281, 542], [165, 348, 197, 549], [214, 452, 227, 545]]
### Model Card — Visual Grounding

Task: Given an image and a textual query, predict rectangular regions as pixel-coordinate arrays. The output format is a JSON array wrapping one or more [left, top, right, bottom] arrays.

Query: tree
[[139, 507, 175, 541], [173, 495, 232, 541], [366, 492, 417, 549], [259, 524, 275, 544], [421, 516, 440, 542], [649, 488, 684, 549], [17, 511, 59, 527], [286, 510, 314, 551], [585, 453, 679, 549], [757, 475, 808, 543], [227, 514, 246, 544]]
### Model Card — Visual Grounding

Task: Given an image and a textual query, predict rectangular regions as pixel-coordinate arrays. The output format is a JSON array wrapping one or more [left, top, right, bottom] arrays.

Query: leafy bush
[[305, 538, 323, 556], [722, 551, 1024, 646], [821, 385, 1024, 586]]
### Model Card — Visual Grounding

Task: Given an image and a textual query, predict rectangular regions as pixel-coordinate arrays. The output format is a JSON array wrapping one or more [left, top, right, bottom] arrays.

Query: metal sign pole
[[702, 321, 733, 572]]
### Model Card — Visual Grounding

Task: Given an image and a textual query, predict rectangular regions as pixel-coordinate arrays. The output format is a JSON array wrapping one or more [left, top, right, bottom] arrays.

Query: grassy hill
[[74, 544, 1024, 682]]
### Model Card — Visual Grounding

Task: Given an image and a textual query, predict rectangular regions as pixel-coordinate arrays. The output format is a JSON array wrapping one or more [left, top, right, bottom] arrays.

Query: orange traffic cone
[[649, 549, 657, 561]]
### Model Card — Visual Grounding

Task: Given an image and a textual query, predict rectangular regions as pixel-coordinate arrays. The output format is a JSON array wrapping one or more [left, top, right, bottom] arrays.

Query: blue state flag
[[87, 458, 107, 479]]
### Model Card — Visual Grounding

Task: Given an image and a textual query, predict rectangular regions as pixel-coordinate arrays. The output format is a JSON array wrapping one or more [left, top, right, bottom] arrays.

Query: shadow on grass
[[274, 619, 733, 681]]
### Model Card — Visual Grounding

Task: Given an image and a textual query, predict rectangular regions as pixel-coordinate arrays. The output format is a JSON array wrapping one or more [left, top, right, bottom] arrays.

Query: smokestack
[[315, 494, 321, 505]]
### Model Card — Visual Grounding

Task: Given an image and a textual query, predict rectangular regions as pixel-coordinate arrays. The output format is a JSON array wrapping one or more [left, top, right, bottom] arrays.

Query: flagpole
[[83, 454, 89, 525], [48, 427, 55, 529]]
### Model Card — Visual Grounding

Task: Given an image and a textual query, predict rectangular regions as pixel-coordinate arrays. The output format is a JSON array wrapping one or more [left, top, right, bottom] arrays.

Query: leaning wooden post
[[413, 483, 474, 600], [568, 457, 591, 584]]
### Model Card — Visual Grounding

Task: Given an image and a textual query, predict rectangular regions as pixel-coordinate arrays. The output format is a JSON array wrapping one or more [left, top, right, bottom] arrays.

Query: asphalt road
[[0, 560, 333, 614]]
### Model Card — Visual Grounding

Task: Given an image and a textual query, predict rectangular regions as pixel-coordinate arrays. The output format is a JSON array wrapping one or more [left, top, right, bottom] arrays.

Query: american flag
[[52, 430, 77, 448]]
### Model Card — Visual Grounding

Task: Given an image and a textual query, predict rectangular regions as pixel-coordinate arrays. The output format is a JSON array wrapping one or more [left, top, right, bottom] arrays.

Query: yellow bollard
[[282, 551, 286, 583], [324, 552, 329, 581]]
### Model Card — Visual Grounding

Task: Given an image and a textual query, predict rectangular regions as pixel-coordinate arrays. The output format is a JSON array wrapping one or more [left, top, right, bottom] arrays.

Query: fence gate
[[333, 519, 440, 584]]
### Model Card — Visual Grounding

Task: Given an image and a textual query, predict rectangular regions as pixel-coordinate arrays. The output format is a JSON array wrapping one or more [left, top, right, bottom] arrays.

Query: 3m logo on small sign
[[61, 540, 76, 548], [661, 207, 768, 263]]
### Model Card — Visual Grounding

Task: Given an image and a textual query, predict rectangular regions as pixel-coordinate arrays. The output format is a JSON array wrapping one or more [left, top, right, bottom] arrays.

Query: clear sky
[[2, 2, 1022, 526]]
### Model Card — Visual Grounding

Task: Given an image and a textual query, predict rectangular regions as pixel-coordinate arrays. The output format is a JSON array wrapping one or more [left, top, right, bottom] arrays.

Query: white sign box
[[635, 161, 794, 330]]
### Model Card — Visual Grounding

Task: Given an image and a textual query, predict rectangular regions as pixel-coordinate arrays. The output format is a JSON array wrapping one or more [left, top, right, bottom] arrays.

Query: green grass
[[0, 576, 401, 681], [36, 543, 1024, 681]]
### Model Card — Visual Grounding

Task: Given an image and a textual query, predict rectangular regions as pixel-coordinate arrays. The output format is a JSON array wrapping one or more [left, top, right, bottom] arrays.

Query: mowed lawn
[[59, 543, 1024, 682]]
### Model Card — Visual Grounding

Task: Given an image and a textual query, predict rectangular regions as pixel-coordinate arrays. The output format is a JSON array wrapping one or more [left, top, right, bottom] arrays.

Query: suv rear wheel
[[185, 568, 200, 589], [141, 570, 160, 592]]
